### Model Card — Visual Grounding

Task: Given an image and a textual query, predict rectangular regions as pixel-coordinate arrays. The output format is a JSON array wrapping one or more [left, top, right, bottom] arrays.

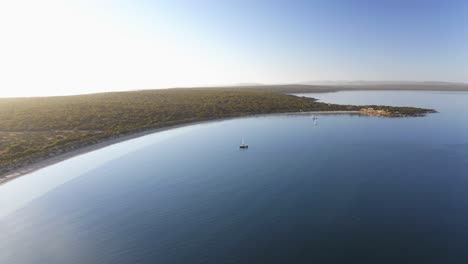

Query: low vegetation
[[0, 88, 434, 179]]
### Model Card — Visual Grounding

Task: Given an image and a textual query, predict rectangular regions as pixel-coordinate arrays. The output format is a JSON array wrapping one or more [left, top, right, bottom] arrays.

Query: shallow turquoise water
[[1, 91, 468, 263]]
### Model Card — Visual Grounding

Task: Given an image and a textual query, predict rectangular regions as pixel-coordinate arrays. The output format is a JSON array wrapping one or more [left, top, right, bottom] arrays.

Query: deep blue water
[[2, 91, 468, 263]]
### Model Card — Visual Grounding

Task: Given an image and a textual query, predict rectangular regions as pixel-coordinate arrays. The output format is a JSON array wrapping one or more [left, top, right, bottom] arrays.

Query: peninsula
[[0, 87, 435, 183]]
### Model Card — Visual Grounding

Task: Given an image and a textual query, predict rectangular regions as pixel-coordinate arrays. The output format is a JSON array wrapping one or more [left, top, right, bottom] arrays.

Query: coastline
[[0, 110, 361, 186]]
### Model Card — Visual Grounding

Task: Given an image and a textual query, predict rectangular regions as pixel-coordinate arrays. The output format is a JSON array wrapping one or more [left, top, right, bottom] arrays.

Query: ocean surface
[[2, 90, 468, 263]]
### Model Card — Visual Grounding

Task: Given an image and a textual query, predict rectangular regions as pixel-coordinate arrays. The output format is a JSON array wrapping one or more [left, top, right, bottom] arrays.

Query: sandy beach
[[0, 110, 362, 186]]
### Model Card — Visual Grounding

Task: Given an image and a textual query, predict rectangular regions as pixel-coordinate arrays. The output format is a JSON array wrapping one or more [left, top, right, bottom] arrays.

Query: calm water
[[2, 91, 468, 263]]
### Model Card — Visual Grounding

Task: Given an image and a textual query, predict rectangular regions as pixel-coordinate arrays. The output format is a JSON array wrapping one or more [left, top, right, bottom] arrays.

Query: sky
[[0, 0, 467, 97]]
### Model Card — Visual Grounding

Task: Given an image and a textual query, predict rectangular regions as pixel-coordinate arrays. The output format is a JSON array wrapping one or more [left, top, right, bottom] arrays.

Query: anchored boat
[[239, 137, 248, 149]]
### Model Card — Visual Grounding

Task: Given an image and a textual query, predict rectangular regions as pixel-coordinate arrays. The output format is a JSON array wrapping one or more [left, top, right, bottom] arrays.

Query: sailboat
[[239, 137, 249, 149]]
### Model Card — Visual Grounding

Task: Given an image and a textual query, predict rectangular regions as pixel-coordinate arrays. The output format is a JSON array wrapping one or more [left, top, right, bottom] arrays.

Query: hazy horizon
[[1, 0, 467, 97], [1, 80, 467, 99]]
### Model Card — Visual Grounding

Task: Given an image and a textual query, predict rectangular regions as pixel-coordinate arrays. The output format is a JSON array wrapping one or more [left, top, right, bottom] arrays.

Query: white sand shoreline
[[0, 110, 361, 186]]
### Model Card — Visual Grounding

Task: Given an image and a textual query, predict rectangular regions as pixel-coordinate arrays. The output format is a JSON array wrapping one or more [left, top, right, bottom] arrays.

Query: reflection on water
[[0, 125, 203, 219]]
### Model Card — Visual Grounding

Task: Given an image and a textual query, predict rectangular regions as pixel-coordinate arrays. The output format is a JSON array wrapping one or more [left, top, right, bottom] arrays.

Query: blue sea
[[2, 90, 468, 263]]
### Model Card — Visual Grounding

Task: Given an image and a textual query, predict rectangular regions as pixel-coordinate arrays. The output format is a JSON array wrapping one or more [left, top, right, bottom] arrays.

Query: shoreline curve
[[0, 111, 361, 186]]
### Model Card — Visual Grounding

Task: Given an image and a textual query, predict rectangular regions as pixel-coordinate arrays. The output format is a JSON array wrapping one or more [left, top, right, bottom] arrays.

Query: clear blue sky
[[0, 0, 466, 97]]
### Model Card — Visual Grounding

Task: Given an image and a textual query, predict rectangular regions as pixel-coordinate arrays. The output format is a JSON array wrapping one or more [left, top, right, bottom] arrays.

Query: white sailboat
[[239, 137, 248, 149]]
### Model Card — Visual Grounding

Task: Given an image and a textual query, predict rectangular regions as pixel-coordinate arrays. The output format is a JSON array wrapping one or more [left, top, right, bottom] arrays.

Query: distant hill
[[218, 82, 468, 93], [300, 80, 468, 86]]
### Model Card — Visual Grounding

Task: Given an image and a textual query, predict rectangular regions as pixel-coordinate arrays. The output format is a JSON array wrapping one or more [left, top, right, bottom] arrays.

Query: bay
[[2, 91, 468, 263]]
